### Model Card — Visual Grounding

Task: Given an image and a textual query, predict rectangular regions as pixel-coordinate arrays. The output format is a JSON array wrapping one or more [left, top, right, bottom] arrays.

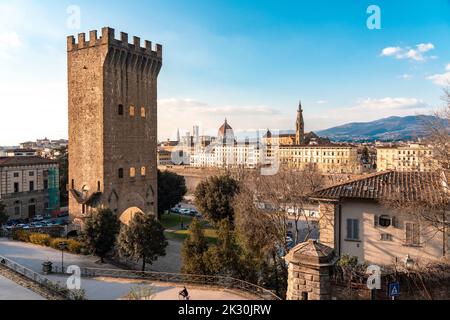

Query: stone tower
[[67, 27, 162, 225], [295, 101, 305, 145]]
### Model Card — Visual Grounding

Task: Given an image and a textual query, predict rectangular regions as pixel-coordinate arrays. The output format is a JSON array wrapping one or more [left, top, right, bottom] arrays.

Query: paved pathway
[[0, 239, 250, 300], [0, 275, 45, 300]]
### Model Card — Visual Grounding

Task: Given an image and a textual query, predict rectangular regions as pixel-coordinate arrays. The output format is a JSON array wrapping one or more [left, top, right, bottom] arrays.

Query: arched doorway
[[119, 207, 145, 226]]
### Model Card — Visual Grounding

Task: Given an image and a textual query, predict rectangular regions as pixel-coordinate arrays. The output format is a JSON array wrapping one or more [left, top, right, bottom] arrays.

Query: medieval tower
[[295, 101, 305, 145], [67, 27, 162, 224]]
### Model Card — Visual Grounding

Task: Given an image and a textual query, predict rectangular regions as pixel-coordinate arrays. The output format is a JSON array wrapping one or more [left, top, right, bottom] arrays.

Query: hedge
[[13, 231, 84, 254]]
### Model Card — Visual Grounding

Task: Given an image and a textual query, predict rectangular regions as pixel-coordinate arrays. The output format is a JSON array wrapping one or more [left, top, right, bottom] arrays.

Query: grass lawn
[[161, 213, 217, 244], [160, 213, 193, 229]]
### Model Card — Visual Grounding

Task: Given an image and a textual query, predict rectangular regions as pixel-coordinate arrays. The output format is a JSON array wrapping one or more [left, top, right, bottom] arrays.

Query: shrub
[[67, 239, 82, 254], [337, 254, 359, 267], [29, 233, 51, 246], [13, 230, 31, 242], [49, 238, 83, 254]]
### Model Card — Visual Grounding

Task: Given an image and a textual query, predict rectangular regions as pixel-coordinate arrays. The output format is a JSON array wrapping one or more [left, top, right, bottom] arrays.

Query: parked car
[[57, 212, 69, 218], [171, 207, 180, 214], [33, 215, 44, 221]]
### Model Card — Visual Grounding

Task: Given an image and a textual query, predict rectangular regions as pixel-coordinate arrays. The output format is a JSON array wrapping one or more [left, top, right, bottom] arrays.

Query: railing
[[53, 266, 281, 300], [0, 254, 71, 300]]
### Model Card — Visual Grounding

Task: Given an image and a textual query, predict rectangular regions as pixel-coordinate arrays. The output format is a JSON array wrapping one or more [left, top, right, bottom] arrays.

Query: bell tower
[[296, 101, 305, 145]]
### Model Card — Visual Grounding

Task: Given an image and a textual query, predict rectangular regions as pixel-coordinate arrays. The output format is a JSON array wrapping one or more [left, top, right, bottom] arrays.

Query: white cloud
[[316, 100, 328, 105], [417, 43, 435, 52], [0, 32, 22, 59], [381, 47, 402, 57], [381, 43, 435, 61], [399, 74, 413, 80], [427, 63, 450, 86], [157, 98, 289, 140]]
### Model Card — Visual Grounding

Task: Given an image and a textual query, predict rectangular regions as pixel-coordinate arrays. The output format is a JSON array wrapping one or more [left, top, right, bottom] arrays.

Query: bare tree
[[382, 88, 449, 252]]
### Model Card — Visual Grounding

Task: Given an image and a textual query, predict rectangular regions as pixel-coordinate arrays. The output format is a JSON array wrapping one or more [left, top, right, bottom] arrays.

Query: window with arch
[[118, 104, 124, 115], [130, 105, 136, 117], [130, 167, 136, 178], [141, 166, 146, 177], [141, 106, 146, 118]]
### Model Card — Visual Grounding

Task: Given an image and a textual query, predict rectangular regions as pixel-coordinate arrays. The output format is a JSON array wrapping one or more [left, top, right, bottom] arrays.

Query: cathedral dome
[[218, 119, 235, 141]]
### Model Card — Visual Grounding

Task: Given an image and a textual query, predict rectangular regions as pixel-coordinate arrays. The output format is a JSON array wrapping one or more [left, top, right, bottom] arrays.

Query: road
[[0, 239, 251, 300]]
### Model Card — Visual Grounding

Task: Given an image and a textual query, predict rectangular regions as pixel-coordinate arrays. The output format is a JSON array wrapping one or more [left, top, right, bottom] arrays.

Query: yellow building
[[279, 145, 361, 174], [376, 143, 434, 172]]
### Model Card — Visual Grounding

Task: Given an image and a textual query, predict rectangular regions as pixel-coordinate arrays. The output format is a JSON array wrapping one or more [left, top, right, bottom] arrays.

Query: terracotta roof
[[218, 119, 233, 137], [0, 156, 57, 167], [312, 171, 445, 203], [285, 240, 336, 265]]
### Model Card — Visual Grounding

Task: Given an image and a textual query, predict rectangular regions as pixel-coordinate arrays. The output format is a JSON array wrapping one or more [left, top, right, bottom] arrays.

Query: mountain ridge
[[316, 115, 442, 142]]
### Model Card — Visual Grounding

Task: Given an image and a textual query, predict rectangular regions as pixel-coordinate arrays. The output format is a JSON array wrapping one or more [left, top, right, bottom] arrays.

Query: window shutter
[[374, 215, 379, 227], [413, 224, 420, 246], [346, 219, 352, 239], [392, 216, 399, 228], [405, 223, 412, 245], [353, 219, 359, 240]]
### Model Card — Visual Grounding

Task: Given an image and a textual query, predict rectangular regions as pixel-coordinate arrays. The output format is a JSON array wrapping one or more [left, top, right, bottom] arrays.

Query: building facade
[[189, 120, 266, 169], [312, 171, 449, 265], [0, 157, 59, 220], [279, 145, 361, 174], [68, 27, 162, 225], [377, 143, 435, 172]]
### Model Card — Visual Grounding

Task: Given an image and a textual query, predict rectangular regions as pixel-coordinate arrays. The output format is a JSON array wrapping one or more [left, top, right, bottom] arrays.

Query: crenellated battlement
[[67, 27, 162, 58]]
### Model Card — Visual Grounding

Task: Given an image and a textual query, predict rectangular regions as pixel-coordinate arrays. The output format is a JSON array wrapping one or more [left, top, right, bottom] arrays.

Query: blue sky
[[0, 0, 449, 145]]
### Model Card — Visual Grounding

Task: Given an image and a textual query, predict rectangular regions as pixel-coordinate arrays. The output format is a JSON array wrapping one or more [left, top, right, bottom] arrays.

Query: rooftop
[[0, 156, 57, 168], [311, 170, 445, 203]]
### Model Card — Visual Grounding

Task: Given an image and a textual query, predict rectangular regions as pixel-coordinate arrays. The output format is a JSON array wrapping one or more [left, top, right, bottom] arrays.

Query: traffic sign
[[388, 282, 400, 297]]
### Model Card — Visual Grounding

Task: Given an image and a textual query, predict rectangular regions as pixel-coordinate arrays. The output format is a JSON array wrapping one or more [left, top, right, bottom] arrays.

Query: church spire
[[296, 100, 305, 145]]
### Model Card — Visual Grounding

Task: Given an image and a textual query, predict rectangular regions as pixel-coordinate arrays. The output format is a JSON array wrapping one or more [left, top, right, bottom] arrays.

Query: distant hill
[[317, 115, 443, 142]]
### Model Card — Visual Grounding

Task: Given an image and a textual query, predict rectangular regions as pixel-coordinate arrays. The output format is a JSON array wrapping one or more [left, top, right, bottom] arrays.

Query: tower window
[[141, 166, 146, 176], [130, 167, 136, 178], [130, 105, 136, 117], [118, 104, 124, 115], [118, 168, 124, 179], [141, 107, 146, 118]]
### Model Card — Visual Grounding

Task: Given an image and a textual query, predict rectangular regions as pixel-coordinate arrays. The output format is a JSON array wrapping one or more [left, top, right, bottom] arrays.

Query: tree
[[203, 219, 243, 277], [181, 218, 209, 275], [83, 208, 120, 263], [0, 201, 8, 228], [118, 213, 168, 271], [157, 170, 187, 219], [56, 147, 69, 206], [194, 175, 240, 225]]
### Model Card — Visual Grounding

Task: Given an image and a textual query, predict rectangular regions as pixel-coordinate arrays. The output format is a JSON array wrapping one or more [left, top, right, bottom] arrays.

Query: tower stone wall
[[68, 27, 162, 224]]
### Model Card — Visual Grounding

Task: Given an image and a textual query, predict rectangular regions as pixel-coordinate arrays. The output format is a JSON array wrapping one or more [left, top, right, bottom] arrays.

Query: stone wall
[[287, 263, 331, 300]]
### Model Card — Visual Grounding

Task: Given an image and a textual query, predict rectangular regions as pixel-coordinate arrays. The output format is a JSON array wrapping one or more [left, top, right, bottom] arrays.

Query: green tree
[[181, 218, 209, 275], [194, 175, 240, 225], [0, 201, 8, 227], [83, 208, 120, 263], [203, 219, 243, 278], [361, 147, 370, 164], [158, 170, 187, 219], [118, 213, 168, 271], [56, 147, 69, 206]]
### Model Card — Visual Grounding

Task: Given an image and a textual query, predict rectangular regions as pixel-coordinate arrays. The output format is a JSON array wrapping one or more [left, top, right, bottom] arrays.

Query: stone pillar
[[285, 240, 337, 300]]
